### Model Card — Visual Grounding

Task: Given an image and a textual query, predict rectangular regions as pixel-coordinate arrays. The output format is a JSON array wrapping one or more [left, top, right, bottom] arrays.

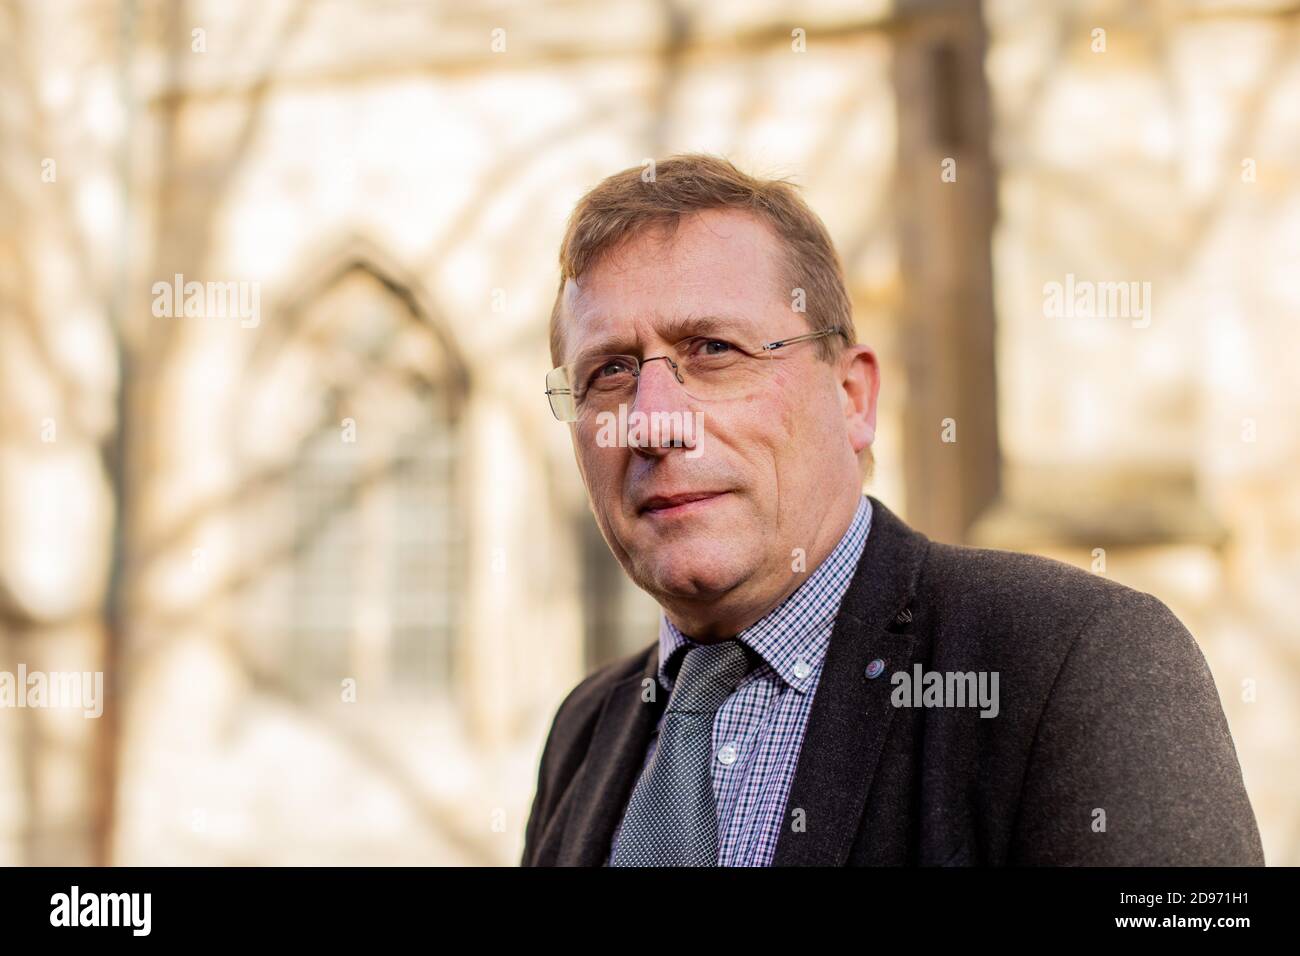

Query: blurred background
[[0, 0, 1297, 865]]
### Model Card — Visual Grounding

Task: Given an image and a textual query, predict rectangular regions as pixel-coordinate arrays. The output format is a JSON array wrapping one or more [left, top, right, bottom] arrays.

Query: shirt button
[[794, 658, 811, 680], [716, 743, 739, 766]]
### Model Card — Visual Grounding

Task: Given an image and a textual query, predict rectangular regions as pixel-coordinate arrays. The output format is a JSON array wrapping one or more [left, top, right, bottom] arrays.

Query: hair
[[548, 153, 856, 367]]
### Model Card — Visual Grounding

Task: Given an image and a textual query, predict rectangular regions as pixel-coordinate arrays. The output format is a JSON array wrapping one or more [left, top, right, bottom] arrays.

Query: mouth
[[638, 490, 730, 518]]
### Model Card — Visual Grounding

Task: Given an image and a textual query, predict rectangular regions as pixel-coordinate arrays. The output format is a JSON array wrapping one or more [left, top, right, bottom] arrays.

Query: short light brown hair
[[549, 153, 856, 367]]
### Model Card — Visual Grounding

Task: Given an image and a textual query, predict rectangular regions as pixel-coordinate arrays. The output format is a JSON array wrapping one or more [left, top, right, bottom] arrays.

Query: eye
[[581, 356, 636, 392], [687, 337, 738, 357], [595, 358, 634, 378]]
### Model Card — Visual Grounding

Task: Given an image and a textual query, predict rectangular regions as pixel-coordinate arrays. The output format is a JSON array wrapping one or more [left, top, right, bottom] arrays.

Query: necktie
[[609, 639, 754, 866]]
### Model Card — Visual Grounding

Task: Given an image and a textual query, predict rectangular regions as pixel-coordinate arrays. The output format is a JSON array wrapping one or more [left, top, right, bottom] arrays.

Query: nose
[[627, 356, 697, 456]]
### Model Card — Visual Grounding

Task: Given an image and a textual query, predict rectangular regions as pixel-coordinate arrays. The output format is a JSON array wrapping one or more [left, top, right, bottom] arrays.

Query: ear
[[838, 345, 880, 453]]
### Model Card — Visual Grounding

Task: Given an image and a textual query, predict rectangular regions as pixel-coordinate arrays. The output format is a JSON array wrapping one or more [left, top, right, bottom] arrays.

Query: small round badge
[[865, 659, 886, 679]]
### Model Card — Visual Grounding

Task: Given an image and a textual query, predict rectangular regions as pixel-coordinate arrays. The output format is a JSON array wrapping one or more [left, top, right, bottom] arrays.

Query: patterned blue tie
[[610, 640, 754, 866]]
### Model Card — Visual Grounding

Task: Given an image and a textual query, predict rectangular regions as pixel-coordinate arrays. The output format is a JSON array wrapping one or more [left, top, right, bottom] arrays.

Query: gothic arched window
[[235, 262, 468, 709]]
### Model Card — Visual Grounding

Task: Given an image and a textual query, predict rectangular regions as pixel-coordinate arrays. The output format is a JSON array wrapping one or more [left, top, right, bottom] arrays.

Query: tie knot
[[665, 640, 753, 714]]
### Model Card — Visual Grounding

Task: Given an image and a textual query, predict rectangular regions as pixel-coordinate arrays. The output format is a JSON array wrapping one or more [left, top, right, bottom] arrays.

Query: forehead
[[561, 208, 786, 359]]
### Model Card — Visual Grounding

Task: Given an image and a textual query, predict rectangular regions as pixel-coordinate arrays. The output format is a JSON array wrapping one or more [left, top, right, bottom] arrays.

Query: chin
[[636, 546, 752, 601]]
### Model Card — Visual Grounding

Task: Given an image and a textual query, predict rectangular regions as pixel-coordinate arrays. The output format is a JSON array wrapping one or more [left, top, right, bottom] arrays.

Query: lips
[[638, 491, 728, 515]]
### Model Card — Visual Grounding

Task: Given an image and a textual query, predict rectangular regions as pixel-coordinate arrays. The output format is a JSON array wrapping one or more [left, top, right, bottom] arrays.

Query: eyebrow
[[570, 314, 751, 365]]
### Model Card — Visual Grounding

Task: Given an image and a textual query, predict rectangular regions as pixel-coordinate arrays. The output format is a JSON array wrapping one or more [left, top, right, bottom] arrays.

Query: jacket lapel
[[771, 496, 930, 865], [553, 647, 665, 866]]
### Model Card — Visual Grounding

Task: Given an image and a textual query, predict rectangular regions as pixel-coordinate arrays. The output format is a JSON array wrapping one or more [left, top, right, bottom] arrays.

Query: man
[[522, 154, 1264, 866]]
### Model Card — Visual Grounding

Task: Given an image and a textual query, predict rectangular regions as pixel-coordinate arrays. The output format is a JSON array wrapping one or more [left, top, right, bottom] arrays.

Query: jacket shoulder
[[521, 642, 655, 865], [912, 537, 1194, 699], [551, 641, 656, 730], [911, 537, 1261, 863], [918, 537, 1159, 627]]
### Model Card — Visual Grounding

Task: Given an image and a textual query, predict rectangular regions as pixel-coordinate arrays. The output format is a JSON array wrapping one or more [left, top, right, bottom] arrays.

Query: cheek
[[768, 381, 808, 443], [759, 382, 841, 474], [767, 365, 813, 433], [713, 394, 797, 481], [577, 442, 627, 500]]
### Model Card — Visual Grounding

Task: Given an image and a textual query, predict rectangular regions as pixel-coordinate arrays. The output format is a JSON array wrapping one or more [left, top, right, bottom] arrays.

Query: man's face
[[560, 208, 877, 635]]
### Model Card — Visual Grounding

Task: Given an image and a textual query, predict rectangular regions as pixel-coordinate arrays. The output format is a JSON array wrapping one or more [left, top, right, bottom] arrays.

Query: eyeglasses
[[544, 327, 842, 422]]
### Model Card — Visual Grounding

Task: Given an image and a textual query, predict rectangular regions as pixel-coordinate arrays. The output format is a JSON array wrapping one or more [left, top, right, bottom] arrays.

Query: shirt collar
[[656, 494, 873, 696]]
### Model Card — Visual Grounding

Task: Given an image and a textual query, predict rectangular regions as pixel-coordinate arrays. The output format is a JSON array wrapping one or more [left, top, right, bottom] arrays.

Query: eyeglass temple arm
[[761, 328, 840, 352]]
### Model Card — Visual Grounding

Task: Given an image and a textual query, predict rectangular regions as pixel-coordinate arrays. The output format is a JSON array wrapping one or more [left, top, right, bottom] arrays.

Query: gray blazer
[[522, 496, 1264, 865]]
